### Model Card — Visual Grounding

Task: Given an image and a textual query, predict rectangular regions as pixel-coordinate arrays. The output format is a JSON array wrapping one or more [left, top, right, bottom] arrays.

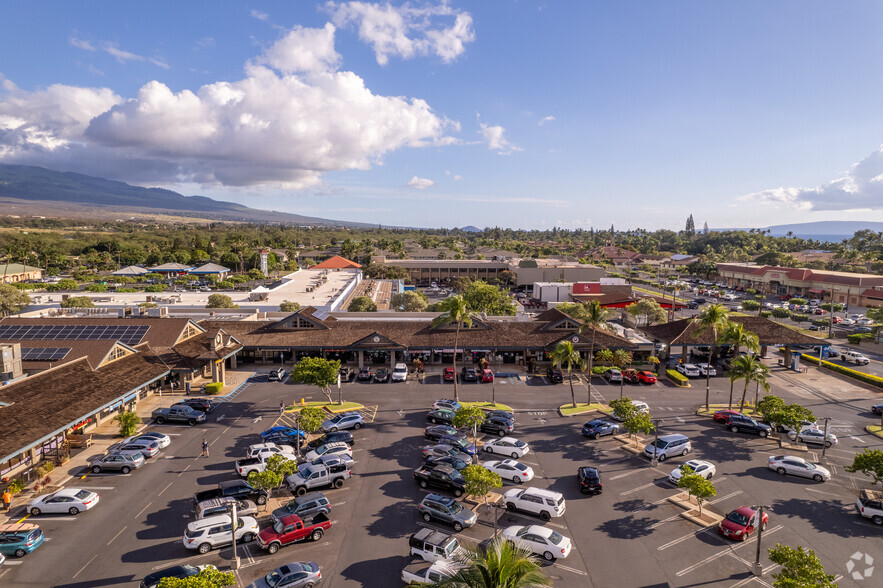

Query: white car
[[696, 363, 717, 377], [668, 460, 716, 484], [841, 318, 855, 326], [482, 459, 535, 484], [503, 487, 565, 520], [482, 437, 529, 458], [391, 362, 409, 382], [788, 428, 838, 447], [768, 455, 831, 482], [133, 432, 171, 449], [28, 488, 99, 516], [245, 443, 296, 460], [303, 441, 353, 462], [677, 363, 701, 377], [612, 400, 649, 422], [501, 525, 571, 561]]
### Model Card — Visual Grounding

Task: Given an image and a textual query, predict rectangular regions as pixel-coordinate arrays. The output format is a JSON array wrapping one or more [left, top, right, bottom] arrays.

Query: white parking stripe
[[658, 527, 716, 550], [554, 563, 588, 576], [619, 481, 657, 495], [609, 470, 642, 481], [675, 525, 783, 577]]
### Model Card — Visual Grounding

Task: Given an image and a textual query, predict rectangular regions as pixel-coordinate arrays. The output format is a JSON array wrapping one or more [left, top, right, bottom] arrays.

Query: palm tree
[[431, 295, 476, 402], [612, 349, 633, 398], [692, 304, 732, 412], [571, 300, 614, 405], [719, 323, 760, 409], [729, 355, 771, 412], [432, 537, 552, 588], [550, 340, 585, 409]]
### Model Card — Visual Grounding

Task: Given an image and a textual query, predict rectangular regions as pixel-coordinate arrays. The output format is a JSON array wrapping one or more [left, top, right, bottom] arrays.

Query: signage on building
[[572, 282, 601, 294]]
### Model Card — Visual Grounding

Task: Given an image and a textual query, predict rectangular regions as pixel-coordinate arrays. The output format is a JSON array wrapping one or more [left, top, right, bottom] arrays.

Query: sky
[[3, 1, 883, 231]]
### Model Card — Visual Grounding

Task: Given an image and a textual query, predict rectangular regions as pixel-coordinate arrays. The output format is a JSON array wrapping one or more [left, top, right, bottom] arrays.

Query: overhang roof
[[111, 265, 149, 276], [639, 316, 822, 346], [310, 255, 362, 269]]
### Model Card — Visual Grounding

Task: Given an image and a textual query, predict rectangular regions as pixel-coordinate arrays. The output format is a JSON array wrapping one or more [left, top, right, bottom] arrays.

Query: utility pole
[[827, 287, 834, 339], [650, 418, 662, 467], [751, 504, 771, 576]]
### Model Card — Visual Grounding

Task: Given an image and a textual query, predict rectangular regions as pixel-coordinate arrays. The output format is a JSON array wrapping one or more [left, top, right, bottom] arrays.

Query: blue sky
[[3, 1, 883, 231]]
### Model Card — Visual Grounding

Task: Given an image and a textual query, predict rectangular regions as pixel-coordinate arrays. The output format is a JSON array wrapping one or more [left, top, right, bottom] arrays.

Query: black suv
[[461, 367, 478, 382], [307, 430, 355, 449], [578, 466, 602, 495], [546, 368, 563, 383], [725, 414, 771, 437], [174, 398, 216, 413], [373, 368, 389, 382], [480, 415, 514, 437]]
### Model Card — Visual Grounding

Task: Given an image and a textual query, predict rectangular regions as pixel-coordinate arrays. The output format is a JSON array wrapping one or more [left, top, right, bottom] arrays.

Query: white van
[[392, 363, 408, 382]]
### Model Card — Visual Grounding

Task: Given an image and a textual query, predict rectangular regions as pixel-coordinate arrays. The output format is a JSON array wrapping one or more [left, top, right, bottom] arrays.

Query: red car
[[832, 316, 842, 324], [636, 371, 656, 384], [718, 506, 768, 541], [481, 369, 494, 383], [443, 367, 455, 382], [713, 409, 742, 423]]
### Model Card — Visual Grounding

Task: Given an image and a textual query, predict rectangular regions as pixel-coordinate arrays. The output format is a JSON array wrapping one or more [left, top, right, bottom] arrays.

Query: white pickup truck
[[841, 350, 870, 365], [401, 557, 459, 585], [856, 489, 883, 525]]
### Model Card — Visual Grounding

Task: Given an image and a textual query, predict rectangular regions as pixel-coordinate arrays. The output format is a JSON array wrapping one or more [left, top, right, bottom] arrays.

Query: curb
[[864, 425, 883, 440], [667, 492, 724, 527]]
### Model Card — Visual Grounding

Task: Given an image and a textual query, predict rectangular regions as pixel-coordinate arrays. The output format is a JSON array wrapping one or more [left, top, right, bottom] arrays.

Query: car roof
[[732, 506, 756, 515], [658, 434, 688, 441], [520, 487, 561, 498], [525, 525, 555, 537], [685, 459, 711, 467], [494, 436, 519, 444], [423, 493, 455, 504], [772, 455, 806, 463], [295, 492, 327, 504]]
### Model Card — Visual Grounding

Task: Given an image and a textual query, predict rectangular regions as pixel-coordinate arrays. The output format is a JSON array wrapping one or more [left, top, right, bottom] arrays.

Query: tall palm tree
[[719, 323, 760, 409], [729, 355, 771, 412], [550, 340, 585, 409], [431, 295, 476, 402], [573, 300, 614, 405], [692, 304, 732, 412], [432, 537, 552, 588]]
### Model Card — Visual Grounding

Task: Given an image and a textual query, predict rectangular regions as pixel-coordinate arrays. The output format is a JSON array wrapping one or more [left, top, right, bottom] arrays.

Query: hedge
[[204, 382, 224, 395], [592, 366, 613, 374], [759, 311, 772, 318], [666, 369, 690, 386], [798, 353, 883, 389], [789, 313, 809, 323], [847, 334, 864, 344]]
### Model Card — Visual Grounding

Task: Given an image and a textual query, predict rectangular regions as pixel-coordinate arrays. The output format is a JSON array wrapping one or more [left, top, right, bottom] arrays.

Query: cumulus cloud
[[479, 123, 521, 154], [407, 176, 434, 189], [327, 1, 474, 65], [70, 37, 96, 51], [538, 115, 555, 126], [740, 146, 883, 212], [0, 25, 455, 189]]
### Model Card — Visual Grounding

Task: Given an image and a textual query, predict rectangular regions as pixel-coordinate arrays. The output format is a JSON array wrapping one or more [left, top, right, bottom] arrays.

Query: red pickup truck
[[256, 513, 331, 554]]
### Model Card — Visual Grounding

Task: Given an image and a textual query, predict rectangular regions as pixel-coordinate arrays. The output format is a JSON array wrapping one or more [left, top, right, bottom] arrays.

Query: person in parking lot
[[2, 489, 12, 511], [280, 401, 285, 415], [201, 439, 209, 458]]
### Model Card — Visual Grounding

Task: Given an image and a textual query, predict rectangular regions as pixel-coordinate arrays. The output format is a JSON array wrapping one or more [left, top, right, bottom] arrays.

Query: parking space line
[[134, 501, 152, 519], [178, 464, 192, 477], [106, 525, 128, 545], [157, 481, 174, 496], [554, 563, 588, 576], [72, 554, 98, 580], [658, 527, 716, 550], [730, 565, 781, 588], [150, 550, 214, 570], [620, 481, 658, 495], [675, 525, 782, 577], [610, 470, 642, 481]]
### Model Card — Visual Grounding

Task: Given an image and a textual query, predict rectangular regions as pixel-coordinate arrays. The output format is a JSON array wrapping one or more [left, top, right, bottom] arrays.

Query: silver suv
[[91, 451, 145, 474], [643, 434, 691, 461], [182, 514, 259, 553], [195, 498, 258, 520]]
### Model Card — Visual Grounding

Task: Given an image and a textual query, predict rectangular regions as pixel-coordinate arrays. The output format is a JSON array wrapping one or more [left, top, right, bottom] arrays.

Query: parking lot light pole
[[650, 419, 661, 467], [821, 417, 831, 462], [229, 501, 240, 569], [751, 504, 771, 576]]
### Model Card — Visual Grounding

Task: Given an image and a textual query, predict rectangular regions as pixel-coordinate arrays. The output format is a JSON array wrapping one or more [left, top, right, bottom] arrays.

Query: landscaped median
[[866, 425, 883, 440], [666, 369, 690, 387], [798, 353, 883, 390], [285, 400, 365, 414], [695, 404, 759, 418], [667, 491, 724, 527], [557, 402, 610, 417], [460, 401, 514, 412]]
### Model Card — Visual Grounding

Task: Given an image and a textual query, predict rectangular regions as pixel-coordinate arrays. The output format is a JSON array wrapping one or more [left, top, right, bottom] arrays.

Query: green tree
[[609, 396, 638, 422], [757, 395, 786, 426], [246, 469, 282, 509], [348, 296, 377, 312], [461, 280, 516, 315], [433, 537, 552, 588], [550, 340, 585, 409], [767, 543, 837, 588], [113, 410, 141, 437], [692, 303, 731, 412], [60, 296, 95, 308], [0, 283, 31, 316], [867, 306, 883, 325], [264, 453, 298, 486], [279, 300, 301, 312], [431, 295, 478, 402], [624, 298, 666, 326], [623, 410, 654, 443], [741, 300, 761, 312], [453, 406, 486, 453], [390, 290, 429, 312], [845, 448, 883, 486], [461, 464, 502, 534], [728, 355, 770, 413], [291, 357, 341, 404], [206, 294, 238, 308], [157, 567, 236, 588], [676, 466, 717, 517]]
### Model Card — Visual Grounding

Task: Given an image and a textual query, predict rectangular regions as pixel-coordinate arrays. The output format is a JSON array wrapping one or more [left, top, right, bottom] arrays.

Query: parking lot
[[1, 363, 881, 587]]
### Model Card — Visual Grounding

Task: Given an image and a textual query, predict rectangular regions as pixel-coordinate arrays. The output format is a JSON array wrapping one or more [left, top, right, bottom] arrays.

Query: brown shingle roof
[[639, 316, 822, 346]]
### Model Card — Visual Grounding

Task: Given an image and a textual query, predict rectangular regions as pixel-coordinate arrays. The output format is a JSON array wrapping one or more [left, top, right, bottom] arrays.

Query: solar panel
[[20, 347, 71, 361], [0, 324, 149, 345]]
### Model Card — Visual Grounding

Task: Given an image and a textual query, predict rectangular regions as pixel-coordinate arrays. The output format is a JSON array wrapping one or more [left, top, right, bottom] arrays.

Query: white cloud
[[408, 176, 434, 189], [251, 10, 269, 21], [70, 37, 96, 51], [740, 145, 883, 212], [453, 174, 462, 181], [0, 25, 455, 189], [479, 123, 521, 154], [196, 37, 216, 49], [327, 1, 474, 65], [538, 115, 555, 126], [103, 44, 144, 64]]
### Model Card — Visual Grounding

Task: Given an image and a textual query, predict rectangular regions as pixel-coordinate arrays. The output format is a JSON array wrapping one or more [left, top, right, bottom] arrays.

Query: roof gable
[[310, 255, 362, 269]]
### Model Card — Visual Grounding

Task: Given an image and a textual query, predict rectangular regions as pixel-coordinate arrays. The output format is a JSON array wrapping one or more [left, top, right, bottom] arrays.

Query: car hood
[[500, 525, 523, 539], [258, 527, 281, 541], [719, 518, 747, 532]]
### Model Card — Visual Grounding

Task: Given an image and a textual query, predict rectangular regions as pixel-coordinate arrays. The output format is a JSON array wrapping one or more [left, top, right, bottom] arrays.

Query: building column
[[358, 351, 364, 368], [230, 354, 238, 369]]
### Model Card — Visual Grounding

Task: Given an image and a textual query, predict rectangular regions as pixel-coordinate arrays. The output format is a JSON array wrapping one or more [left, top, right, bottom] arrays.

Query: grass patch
[[866, 425, 883, 440], [696, 403, 758, 417], [460, 401, 514, 412], [559, 402, 610, 416], [286, 401, 364, 413]]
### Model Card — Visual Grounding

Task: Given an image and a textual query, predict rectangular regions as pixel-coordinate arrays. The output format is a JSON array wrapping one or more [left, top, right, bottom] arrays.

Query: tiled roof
[[717, 264, 883, 287], [639, 316, 822, 346], [190, 263, 231, 274], [861, 289, 883, 300], [310, 255, 362, 269]]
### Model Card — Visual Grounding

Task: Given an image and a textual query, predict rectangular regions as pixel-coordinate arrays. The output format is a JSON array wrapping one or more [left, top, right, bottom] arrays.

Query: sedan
[[696, 363, 717, 377], [29, 489, 99, 516], [357, 367, 371, 381], [256, 561, 322, 588], [872, 404, 883, 416], [718, 506, 768, 541], [118, 439, 160, 458], [768, 455, 831, 482], [482, 437, 529, 458], [422, 444, 469, 460], [581, 419, 619, 439], [425, 454, 470, 471], [481, 369, 494, 383], [668, 460, 716, 484], [546, 369, 563, 383], [424, 425, 459, 442], [486, 410, 516, 422], [461, 368, 478, 382], [432, 398, 461, 412], [437, 435, 477, 456], [712, 409, 742, 423], [132, 432, 171, 449], [482, 459, 534, 484], [261, 427, 306, 441], [788, 428, 837, 447], [442, 367, 456, 382], [501, 525, 571, 561], [636, 371, 657, 384], [426, 409, 456, 425], [373, 368, 389, 382]]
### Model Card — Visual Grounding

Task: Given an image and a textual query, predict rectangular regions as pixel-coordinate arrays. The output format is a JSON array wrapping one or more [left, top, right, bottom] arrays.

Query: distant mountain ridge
[[0, 164, 374, 227], [762, 220, 883, 236]]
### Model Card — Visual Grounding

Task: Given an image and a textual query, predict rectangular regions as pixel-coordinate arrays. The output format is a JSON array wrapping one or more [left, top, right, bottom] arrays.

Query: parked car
[[272, 492, 331, 522], [425, 425, 459, 442], [481, 369, 494, 382], [872, 403, 883, 416], [668, 460, 716, 484], [718, 506, 767, 541], [307, 430, 354, 449], [263, 431, 306, 448], [338, 367, 353, 382], [482, 437, 529, 458], [546, 368, 564, 383], [604, 369, 622, 383], [432, 399, 462, 412], [195, 498, 258, 520], [193, 480, 269, 507], [28, 488, 99, 516], [696, 363, 717, 377], [768, 456, 831, 482], [643, 434, 691, 461], [636, 370, 657, 384], [461, 367, 478, 382], [503, 487, 566, 520], [176, 398, 217, 413], [417, 493, 477, 531], [841, 350, 870, 365], [286, 461, 351, 496], [677, 363, 701, 377], [855, 489, 883, 525], [577, 466, 602, 495], [442, 367, 456, 382], [724, 414, 771, 437], [254, 561, 323, 588], [246, 442, 297, 460], [486, 410, 516, 422], [303, 442, 353, 462], [437, 435, 477, 456], [132, 432, 171, 449], [373, 367, 389, 382], [118, 439, 160, 458], [712, 409, 742, 423], [256, 514, 331, 554], [501, 525, 571, 561], [426, 408, 456, 425], [788, 428, 837, 447], [408, 527, 464, 563], [91, 451, 145, 474], [581, 419, 619, 439], [401, 559, 460, 585], [422, 444, 468, 461], [414, 464, 466, 496], [480, 415, 514, 437], [483, 459, 534, 483], [151, 404, 206, 425], [854, 327, 874, 334], [182, 513, 259, 553], [621, 369, 640, 384], [260, 428, 306, 442], [267, 367, 286, 382], [612, 400, 649, 421], [357, 367, 372, 381], [321, 412, 365, 432], [391, 363, 408, 382]]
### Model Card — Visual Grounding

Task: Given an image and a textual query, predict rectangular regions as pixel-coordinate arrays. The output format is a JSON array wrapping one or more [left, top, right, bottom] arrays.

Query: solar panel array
[[20, 347, 72, 362], [0, 325, 149, 345]]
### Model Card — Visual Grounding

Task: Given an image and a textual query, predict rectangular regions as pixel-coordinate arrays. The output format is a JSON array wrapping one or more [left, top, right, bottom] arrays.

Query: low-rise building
[[0, 263, 43, 283]]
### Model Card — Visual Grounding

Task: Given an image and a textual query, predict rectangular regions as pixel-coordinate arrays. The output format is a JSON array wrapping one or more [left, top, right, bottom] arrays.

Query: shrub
[[760, 310, 772, 318], [741, 300, 761, 311], [10, 281, 37, 290], [745, 288, 756, 295], [799, 353, 883, 389], [7, 479, 25, 494], [36, 461, 56, 478], [206, 294, 238, 308], [789, 313, 809, 323], [204, 382, 224, 395], [592, 366, 612, 374], [85, 283, 107, 292], [47, 279, 79, 291], [145, 284, 165, 292], [666, 369, 689, 386], [788, 298, 808, 305], [847, 334, 863, 344], [771, 308, 790, 319], [216, 280, 234, 289]]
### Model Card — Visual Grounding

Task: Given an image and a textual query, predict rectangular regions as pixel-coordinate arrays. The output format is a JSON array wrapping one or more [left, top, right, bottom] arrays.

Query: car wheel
[[872, 515, 883, 525], [681, 448, 689, 456], [594, 432, 601, 440], [91, 465, 102, 474], [155, 416, 165, 424], [540, 510, 551, 521], [484, 446, 493, 453], [777, 467, 787, 476], [430, 418, 438, 424], [730, 426, 739, 433], [543, 551, 555, 561], [14, 549, 26, 558], [311, 529, 324, 541], [121, 466, 131, 474], [824, 440, 832, 448], [498, 430, 506, 437], [333, 478, 344, 489], [812, 474, 823, 482], [513, 476, 522, 484], [420, 480, 428, 488], [257, 495, 267, 505], [188, 418, 196, 426], [268, 542, 280, 554], [69, 507, 80, 515], [353, 423, 361, 430], [759, 430, 768, 438], [241, 532, 254, 543], [198, 543, 212, 554], [30, 508, 41, 516], [657, 453, 666, 461], [511, 452, 519, 459], [423, 512, 432, 522], [506, 502, 516, 512], [330, 427, 338, 432], [454, 488, 463, 497], [453, 521, 463, 531], [296, 486, 308, 496]]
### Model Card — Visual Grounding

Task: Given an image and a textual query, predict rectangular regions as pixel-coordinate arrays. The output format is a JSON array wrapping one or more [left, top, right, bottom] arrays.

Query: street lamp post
[[337, 374, 342, 406], [491, 374, 496, 407], [751, 504, 771, 576], [229, 501, 240, 569], [821, 417, 831, 462], [650, 418, 661, 467]]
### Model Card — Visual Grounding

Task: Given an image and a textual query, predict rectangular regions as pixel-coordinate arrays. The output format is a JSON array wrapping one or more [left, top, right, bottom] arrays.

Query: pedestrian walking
[[280, 401, 285, 415], [201, 439, 209, 458], [2, 489, 12, 512]]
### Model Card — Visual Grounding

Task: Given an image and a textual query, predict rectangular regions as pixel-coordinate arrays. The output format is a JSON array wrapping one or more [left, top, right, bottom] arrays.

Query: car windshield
[[653, 439, 670, 449], [726, 511, 752, 526], [447, 500, 464, 514], [265, 570, 283, 588], [74, 490, 91, 499], [547, 531, 564, 545], [515, 526, 530, 537], [273, 521, 285, 534], [441, 538, 458, 556]]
